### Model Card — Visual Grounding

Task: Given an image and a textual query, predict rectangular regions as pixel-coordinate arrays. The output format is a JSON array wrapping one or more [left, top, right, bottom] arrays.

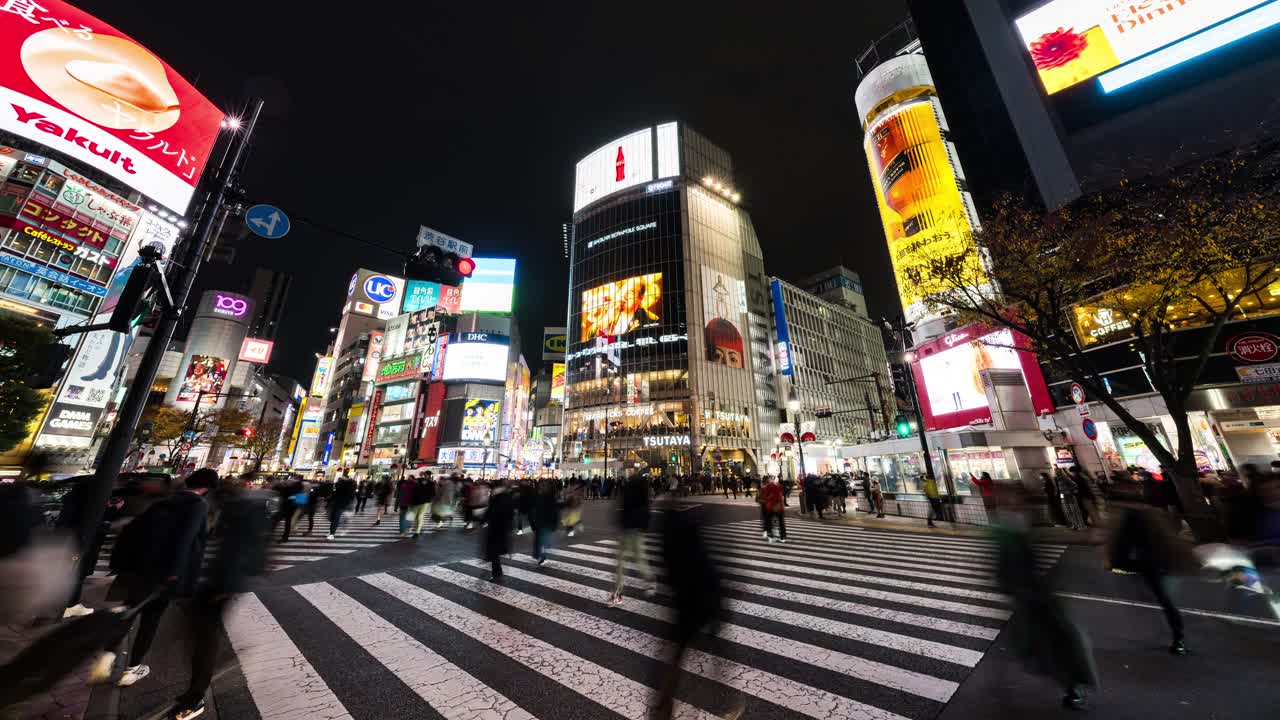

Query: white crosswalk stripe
[[91, 511, 415, 577], [214, 518, 1066, 720]]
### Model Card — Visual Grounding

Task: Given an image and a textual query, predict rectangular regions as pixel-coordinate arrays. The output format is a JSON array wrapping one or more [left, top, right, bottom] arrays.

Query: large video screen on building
[[0, 1, 223, 212], [572, 123, 680, 213], [1015, 0, 1271, 95], [441, 332, 508, 383], [864, 98, 987, 323], [460, 398, 500, 443], [580, 273, 663, 341], [459, 257, 516, 313], [176, 355, 227, 403], [913, 326, 1055, 430]]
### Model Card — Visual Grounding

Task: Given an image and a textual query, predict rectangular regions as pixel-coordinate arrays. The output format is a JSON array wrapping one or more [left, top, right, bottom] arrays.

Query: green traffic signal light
[[895, 416, 912, 438]]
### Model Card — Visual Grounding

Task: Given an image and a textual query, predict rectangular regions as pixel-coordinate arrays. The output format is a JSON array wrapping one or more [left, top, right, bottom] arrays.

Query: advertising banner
[[176, 355, 227, 403], [402, 279, 440, 314], [359, 388, 383, 465], [542, 326, 567, 361], [911, 325, 1054, 430], [0, 0, 223, 212], [550, 362, 566, 402], [701, 266, 747, 369], [441, 332, 509, 383], [42, 401, 96, 438], [459, 257, 516, 313], [581, 273, 663, 341], [460, 398, 500, 444], [309, 356, 331, 398], [572, 123, 679, 214], [437, 284, 462, 314], [347, 268, 405, 320], [416, 382, 445, 462], [361, 330, 384, 382], [770, 279, 793, 376], [376, 353, 423, 384], [864, 98, 985, 322], [238, 337, 273, 364], [1015, 0, 1269, 95]]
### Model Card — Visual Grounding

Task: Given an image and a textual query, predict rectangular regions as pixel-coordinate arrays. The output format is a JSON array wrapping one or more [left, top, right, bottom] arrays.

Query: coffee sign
[[1227, 332, 1280, 365]]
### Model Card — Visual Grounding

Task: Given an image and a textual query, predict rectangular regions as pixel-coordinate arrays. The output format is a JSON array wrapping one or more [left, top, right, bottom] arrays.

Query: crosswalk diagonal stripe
[[724, 520, 1005, 550], [697, 529, 1000, 568], [223, 593, 353, 720], [712, 522, 1067, 557], [574, 541, 1000, 588], [359, 572, 721, 720], [504, 555, 1001, 639], [684, 536, 998, 578], [472, 558, 984, 667], [424, 564, 940, 712], [293, 582, 536, 720]]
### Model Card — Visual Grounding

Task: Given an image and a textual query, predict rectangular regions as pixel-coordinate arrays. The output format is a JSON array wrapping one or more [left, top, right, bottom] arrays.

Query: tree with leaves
[[139, 404, 257, 467], [902, 141, 1280, 538], [0, 315, 54, 453]]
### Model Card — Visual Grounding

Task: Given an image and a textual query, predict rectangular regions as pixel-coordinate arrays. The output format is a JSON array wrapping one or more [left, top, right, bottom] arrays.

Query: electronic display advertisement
[[0, 0, 223, 212], [402, 279, 440, 314], [1015, 0, 1270, 95], [550, 362, 566, 402], [864, 98, 986, 323], [309, 356, 331, 398], [459, 257, 516, 313], [581, 273, 663, 341], [176, 355, 227, 403], [573, 128, 653, 213], [441, 332, 509, 383], [702, 266, 747, 369], [460, 398, 500, 443], [912, 326, 1055, 430]]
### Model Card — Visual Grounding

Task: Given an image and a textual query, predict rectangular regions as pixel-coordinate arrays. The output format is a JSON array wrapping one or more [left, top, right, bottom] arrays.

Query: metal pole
[[894, 316, 936, 482], [793, 405, 807, 480], [79, 100, 263, 557]]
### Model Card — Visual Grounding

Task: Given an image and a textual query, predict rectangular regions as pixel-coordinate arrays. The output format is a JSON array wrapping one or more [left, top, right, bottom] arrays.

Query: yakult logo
[[213, 293, 247, 317]]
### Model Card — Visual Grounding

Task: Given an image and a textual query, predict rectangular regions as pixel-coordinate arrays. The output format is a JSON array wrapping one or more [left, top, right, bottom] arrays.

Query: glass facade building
[[563, 124, 775, 477]]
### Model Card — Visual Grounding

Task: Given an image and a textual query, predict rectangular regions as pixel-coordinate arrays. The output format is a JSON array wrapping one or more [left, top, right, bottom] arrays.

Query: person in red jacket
[[758, 477, 787, 543], [970, 472, 997, 512]]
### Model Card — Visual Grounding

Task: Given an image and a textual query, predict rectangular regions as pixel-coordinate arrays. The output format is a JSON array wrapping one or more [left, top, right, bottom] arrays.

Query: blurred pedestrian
[[1108, 505, 1198, 655], [803, 474, 826, 520], [515, 479, 535, 535], [1069, 466, 1098, 527], [55, 477, 112, 618], [609, 473, 655, 606], [354, 480, 371, 514], [105, 469, 213, 689], [407, 473, 435, 538], [485, 480, 514, 581], [924, 474, 945, 529], [532, 479, 561, 565], [1042, 472, 1069, 527], [759, 476, 786, 543], [373, 478, 392, 525], [396, 474, 416, 534], [271, 476, 302, 543], [870, 476, 885, 518], [432, 475, 457, 529], [562, 481, 584, 537], [166, 477, 267, 719], [970, 471, 996, 513], [653, 505, 743, 720], [327, 473, 356, 540], [294, 481, 318, 536]]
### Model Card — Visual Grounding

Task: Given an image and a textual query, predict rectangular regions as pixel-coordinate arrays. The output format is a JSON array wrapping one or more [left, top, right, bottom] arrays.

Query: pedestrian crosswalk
[[92, 510, 408, 577], [215, 517, 1067, 720]]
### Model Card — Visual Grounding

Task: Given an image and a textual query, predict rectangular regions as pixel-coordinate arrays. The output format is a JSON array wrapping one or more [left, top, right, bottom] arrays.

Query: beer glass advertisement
[[865, 98, 985, 321], [702, 266, 747, 369], [176, 355, 227, 403], [580, 273, 663, 341], [460, 398, 500, 444]]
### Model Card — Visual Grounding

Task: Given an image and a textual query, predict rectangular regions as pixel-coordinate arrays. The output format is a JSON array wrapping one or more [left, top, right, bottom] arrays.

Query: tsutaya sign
[[643, 435, 691, 447]]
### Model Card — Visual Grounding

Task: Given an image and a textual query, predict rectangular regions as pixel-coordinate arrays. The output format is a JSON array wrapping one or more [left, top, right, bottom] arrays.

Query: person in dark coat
[[803, 475, 827, 520], [484, 480, 514, 581], [1042, 472, 1069, 527], [1109, 505, 1198, 655], [653, 505, 742, 719], [515, 479, 536, 535], [167, 479, 267, 719], [1070, 466, 1098, 527], [55, 478, 115, 618], [106, 469, 212, 689], [374, 479, 392, 525], [531, 479, 561, 565], [271, 477, 302, 542], [328, 474, 357, 539]]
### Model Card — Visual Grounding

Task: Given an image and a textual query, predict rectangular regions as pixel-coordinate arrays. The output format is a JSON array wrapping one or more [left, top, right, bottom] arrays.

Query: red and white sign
[[1227, 332, 1280, 365], [416, 382, 445, 462], [359, 387, 384, 465], [778, 422, 796, 444], [1070, 383, 1085, 405], [238, 337, 274, 364], [572, 123, 680, 213], [0, 1, 224, 212]]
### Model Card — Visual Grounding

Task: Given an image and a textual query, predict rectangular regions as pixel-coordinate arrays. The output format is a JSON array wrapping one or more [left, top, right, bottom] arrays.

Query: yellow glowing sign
[[864, 99, 985, 319]]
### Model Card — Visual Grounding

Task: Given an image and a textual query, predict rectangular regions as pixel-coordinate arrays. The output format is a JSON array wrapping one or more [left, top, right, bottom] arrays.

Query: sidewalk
[[0, 577, 109, 720]]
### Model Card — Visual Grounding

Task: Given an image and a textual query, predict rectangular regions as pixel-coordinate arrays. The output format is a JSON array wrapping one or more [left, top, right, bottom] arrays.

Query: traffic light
[[240, 427, 254, 439], [894, 414, 913, 438], [108, 263, 158, 332], [454, 255, 476, 278], [24, 342, 74, 389], [404, 246, 475, 287], [889, 362, 914, 407]]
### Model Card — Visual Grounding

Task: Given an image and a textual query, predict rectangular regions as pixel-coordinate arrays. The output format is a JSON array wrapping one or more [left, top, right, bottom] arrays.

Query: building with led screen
[[855, 50, 986, 339], [562, 123, 777, 477]]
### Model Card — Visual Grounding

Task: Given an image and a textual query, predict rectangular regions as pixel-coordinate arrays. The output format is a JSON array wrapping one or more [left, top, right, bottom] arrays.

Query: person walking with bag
[[608, 472, 656, 606], [105, 469, 213, 689]]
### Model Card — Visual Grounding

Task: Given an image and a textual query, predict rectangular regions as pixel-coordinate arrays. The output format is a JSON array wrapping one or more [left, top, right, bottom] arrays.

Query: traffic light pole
[[78, 100, 263, 557], [885, 316, 936, 483]]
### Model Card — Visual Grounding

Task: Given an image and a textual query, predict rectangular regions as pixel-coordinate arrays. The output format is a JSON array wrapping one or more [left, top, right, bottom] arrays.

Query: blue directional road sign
[[245, 204, 291, 239]]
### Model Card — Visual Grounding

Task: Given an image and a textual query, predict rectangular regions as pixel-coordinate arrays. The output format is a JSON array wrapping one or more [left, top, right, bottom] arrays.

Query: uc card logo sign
[[364, 274, 398, 304]]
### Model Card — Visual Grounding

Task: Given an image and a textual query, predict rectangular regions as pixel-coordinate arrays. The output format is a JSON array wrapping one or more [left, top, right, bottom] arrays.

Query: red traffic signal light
[[241, 427, 254, 438], [455, 256, 476, 278]]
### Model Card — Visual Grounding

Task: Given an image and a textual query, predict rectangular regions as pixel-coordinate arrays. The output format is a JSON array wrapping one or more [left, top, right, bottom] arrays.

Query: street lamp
[[787, 396, 807, 480]]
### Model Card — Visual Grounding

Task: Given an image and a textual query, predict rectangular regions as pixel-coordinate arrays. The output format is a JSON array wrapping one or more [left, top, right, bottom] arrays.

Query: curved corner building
[[562, 123, 777, 477], [855, 52, 986, 338]]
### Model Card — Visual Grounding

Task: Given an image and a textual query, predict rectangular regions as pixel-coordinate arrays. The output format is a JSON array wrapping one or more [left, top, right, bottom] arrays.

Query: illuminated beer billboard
[[855, 53, 987, 325]]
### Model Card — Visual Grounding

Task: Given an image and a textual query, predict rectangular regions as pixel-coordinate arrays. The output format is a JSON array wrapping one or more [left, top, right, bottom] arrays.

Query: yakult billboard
[[0, 1, 224, 212]]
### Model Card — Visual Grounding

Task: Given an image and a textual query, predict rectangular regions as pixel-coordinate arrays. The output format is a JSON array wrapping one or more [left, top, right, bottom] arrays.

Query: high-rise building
[[562, 123, 776, 477], [797, 266, 869, 319], [246, 267, 292, 342]]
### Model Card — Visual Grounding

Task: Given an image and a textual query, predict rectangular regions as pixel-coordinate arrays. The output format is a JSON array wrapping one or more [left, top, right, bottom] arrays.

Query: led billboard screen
[[1015, 0, 1272, 95], [912, 326, 1054, 430], [441, 332, 509, 383], [176, 355, 227, 403], [572, 123, 680, 213], [550, 362, 565, 401], [864, 98, 986, 322], [460, 398, 500, 443], [580, 273, 663, 342], [0, 0, 223, 212], [459, 257, 516, 313]]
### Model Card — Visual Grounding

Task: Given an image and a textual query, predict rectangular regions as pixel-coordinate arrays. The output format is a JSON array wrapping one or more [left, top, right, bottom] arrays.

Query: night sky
[[80, 1, 908, 384]]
